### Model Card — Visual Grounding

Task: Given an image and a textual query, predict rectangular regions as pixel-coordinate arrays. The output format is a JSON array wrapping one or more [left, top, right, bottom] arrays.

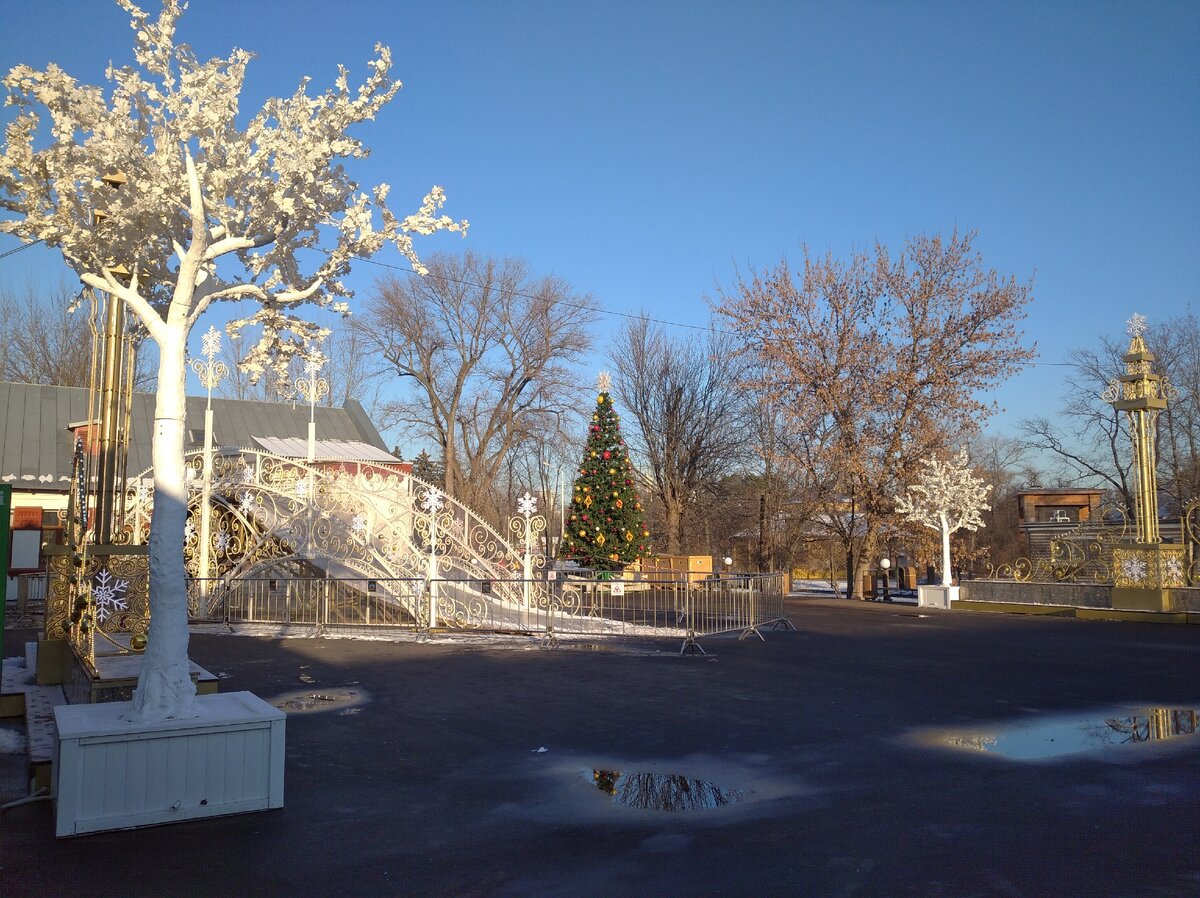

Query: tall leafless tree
[[353, 251, 597, 518], [1020, 311, 1200, 514], [218, 319, 384, 419], [610, 316, 749, 555], [1, 277, 155, 390], [715, 230, 1036, 596]]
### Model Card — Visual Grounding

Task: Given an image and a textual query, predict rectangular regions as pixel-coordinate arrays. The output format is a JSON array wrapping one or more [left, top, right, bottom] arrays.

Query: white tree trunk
[[131, 325, 198, 722], [939, 513, 953, 588]]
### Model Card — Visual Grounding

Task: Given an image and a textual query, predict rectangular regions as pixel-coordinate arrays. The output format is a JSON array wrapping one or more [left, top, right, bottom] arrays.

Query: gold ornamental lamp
[[1103, 313, 1186, 611]]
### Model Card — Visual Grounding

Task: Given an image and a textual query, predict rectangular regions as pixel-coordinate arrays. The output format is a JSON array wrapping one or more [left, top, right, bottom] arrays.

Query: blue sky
[[1, 0, 1197, 437]]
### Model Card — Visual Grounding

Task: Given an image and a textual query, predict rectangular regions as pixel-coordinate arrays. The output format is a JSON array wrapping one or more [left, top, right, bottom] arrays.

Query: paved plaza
[[2, 597, 1198, 897]]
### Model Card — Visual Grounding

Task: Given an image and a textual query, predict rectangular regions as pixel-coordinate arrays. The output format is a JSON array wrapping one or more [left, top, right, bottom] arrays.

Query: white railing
[[187, 572, 792, 653]]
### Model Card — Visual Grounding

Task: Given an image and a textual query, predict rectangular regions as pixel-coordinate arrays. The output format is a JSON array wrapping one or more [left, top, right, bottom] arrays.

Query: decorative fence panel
[[187, 572, 790, 652]]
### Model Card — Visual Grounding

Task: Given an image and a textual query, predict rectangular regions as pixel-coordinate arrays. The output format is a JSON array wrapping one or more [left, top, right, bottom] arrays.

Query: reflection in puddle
[[272, 687, 368, 714], [591, 769, 747, 811], [935, 707, 1200, 761]]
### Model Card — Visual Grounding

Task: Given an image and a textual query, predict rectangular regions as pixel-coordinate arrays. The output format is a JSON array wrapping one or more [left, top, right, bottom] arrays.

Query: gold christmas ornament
[[596, 533, 606, 546], [130, 633, 148, 652]]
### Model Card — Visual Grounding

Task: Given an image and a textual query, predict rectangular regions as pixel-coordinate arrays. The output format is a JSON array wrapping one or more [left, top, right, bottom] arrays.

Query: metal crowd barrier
[[187, 572, 792, 652]]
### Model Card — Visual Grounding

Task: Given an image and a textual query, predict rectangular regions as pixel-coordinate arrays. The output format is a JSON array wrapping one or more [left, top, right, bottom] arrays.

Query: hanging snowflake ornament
[[351, 513, 368, 534], [1126, 312, 1148, 338], [517, 491, 538, 518], [213, 528, 231, 553], [92, 568, 130, 623]]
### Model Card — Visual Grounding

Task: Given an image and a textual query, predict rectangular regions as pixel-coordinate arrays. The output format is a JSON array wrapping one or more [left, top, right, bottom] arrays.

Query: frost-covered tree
[[895, 448, 992, 587], [0, 0, 465, 721]]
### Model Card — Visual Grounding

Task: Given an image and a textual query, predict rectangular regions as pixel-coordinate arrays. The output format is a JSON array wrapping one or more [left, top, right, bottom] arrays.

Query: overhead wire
[[0, 236, 1081, 369]]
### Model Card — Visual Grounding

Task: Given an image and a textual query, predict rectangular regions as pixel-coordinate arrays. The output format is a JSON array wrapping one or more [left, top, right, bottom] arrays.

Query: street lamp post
[[190, 326, 229, 593], [880, 557, 892, 602]]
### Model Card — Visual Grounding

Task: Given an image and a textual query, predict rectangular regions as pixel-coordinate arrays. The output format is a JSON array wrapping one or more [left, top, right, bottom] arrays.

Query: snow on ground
[[0, 728, 26, 755]]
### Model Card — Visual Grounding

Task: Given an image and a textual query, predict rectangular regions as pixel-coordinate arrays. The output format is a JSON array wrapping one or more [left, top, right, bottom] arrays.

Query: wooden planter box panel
[[54, 691, 284, 837]]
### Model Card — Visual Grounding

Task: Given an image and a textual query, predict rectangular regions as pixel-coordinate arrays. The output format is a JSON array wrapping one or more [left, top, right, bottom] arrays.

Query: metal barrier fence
[[4, 572, 48, 627], [187, 572, 792, 653]]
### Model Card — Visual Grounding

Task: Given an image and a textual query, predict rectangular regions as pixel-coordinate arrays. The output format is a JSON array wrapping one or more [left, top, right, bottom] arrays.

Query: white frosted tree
[[895, 448, 992, 587], [0, 1, 465, 721]]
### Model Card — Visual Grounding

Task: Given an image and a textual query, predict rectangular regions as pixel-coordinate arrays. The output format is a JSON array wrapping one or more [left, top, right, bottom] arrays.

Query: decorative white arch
[[124, 449, 538, 628]]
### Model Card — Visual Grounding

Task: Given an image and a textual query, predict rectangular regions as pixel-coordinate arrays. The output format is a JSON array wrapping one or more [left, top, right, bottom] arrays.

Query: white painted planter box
[[54, 691, 285, 838], [917, 585, 960, 609]]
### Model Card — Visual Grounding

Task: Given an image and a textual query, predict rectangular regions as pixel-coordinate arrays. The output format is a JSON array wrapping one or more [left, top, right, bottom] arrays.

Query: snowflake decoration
[[239, 464, 255, 484], [295, 478, 309, 499], [420, 489, 444, 515], [1126, 312, 1148, 338], [1164, 556, 1184, 584], [92, 568, 130, 623], [351, 513, 368, 534], [184, 520, 196, 543], [214, 528, 231, 553], [517, 491, 538, 518], [304, 352, 327, 376], [1120, 556, 1147, 582], [201, 324, 222, 358], [239, 490, 259, 518]]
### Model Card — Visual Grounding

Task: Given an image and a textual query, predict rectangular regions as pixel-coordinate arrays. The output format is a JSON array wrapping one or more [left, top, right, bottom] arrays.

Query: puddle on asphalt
[[590, 769, 748, 811], [271, 687, 369, 714], [926, 706, 1200, 761]]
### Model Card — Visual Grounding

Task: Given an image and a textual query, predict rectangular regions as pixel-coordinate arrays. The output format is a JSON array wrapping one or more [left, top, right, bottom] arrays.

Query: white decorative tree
[[0, 0, 466, 721], [895, 448, 992, 588]]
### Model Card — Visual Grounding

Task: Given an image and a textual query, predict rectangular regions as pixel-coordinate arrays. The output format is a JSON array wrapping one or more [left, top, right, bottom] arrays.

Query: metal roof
[[0, 381, 388, 489], [250, 436, 400, 463]]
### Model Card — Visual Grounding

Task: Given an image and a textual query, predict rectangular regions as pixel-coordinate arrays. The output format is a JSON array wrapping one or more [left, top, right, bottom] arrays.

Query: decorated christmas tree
[[561, 373, 649, 571]]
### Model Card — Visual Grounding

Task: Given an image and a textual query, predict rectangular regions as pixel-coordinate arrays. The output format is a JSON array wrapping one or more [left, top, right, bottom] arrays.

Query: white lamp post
[[880, 557, 891, 602], [189, 326, 228, 592], [512, 492, 546, 626]]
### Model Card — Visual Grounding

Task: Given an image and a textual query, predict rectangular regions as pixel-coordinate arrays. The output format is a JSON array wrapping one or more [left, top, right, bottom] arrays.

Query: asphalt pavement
[[2, 596, 1198, 897]]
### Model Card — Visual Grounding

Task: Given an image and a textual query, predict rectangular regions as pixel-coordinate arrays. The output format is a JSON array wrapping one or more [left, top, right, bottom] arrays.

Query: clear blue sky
[[1, 0, 1197, 436]]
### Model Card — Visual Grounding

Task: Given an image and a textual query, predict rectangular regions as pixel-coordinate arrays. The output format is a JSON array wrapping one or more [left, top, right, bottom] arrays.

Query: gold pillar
[[1104, 314, 1186, 611]]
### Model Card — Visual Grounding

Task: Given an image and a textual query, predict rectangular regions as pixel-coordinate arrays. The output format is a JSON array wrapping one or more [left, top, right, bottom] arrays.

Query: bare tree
[[1020, 311, 1200, 515], [218, 319, 383, 415], [0, 277, 154, 389], [354, 251, 597, 518], [715, 230, 1036, 597], [610, 316, 749, 555], [967, 433, 1037, 567], [1019, 342, 1133, 508]]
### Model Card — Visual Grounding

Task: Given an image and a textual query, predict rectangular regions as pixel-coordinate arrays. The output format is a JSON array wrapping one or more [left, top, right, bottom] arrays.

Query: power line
[[0, 238, 44, 261], [0, 239, 1098, 370]]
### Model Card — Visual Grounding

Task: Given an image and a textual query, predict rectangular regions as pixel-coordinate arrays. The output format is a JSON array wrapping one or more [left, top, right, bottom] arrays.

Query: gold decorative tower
[[1103, 313, 1186, 611]]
